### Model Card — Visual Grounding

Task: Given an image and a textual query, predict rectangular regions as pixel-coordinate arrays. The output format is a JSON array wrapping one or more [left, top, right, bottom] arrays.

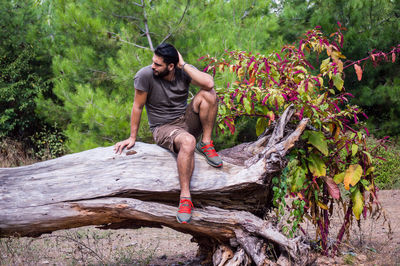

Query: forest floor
[[1, 190, 399, 266]]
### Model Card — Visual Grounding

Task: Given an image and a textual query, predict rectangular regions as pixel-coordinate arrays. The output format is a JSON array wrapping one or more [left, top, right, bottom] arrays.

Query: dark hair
[[154, 43, 179, 67]]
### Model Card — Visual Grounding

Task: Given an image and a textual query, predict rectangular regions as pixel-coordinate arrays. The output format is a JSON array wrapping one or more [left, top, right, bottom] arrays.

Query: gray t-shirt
[[134, 65, 191, 130]]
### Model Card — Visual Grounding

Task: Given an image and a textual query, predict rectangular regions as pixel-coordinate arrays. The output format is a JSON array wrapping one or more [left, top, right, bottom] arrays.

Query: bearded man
[[114, 43, 222, 224]]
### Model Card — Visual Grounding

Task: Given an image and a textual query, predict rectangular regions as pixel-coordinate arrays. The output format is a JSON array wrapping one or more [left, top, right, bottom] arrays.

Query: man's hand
[[177, 51, 185, 69], [114, 137, 136, 154], [177, 50, 214, 90]]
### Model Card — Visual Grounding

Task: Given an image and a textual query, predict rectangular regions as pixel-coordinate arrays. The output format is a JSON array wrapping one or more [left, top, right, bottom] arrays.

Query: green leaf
[[291, 166, 306, 192], [256, 117, 268, 136], [320, 58, 330, 72], [304, 130, 329, 156], [308, 153, 326, 177], [351, 144, 358, 157], [366, 167, 375, 175], [333, 172, 345, 184], [360, 179, 370, 188], [351, 188, 364, 220], [344, 164, 363, 190], [332, 74, 344, 91], [243, 97, 252, 114], [363, 151, 372, 164]]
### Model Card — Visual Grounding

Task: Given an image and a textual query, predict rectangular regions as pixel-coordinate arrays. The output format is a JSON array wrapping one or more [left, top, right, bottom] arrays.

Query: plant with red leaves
[[201, 25, 399, 254]]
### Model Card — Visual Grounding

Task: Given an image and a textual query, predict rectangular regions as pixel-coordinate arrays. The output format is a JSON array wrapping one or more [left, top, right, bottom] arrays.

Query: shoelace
[[178, 199, 194, 214], [200, 141, 219, 158]]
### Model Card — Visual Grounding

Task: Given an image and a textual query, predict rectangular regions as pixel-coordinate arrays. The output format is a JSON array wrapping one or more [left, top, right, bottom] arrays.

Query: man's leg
[[173, 132, 196, 223], [191, 89, 223, 167], [192, 89, 218, 143], [173, 132, 196, 198]]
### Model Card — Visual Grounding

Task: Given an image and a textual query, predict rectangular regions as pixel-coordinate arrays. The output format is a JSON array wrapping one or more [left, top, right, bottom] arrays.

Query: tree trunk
[[0, 106, 312, 265]]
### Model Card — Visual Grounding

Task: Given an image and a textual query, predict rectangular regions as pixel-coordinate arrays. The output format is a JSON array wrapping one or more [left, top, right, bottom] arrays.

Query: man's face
[[152, 55, 171, 78]]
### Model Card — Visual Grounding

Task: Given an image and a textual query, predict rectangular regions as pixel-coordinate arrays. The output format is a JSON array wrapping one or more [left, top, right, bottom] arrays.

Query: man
[[114, 43, 223, 224]]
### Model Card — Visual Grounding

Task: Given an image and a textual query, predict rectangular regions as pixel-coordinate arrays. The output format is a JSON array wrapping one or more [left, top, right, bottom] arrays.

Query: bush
[[0, 45, 43, 138], [30, 125, 67, 160]]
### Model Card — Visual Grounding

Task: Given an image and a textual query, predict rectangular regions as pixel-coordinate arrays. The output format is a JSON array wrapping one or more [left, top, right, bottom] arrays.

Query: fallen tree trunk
[[0, 106, 311, 265]]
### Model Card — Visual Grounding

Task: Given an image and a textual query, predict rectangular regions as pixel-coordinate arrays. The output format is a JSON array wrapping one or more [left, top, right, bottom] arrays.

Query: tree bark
[[0, 106, 311, 265]]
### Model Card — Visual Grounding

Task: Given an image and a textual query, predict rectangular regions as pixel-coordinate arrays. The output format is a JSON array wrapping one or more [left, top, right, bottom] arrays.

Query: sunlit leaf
[[351, 144, 358, 157], [308, 153, 326, 177], [351, 188, 364, 220], [243, 97, 251, 114], [237, 67, 245, 79], [317, 201, 329, 210], [320, 58, 330, 72], [317, 93, 325, 105], [354, 64, 362, 81], [333, 172, 345, 184], [332, 74, 344, 91], [366, 167, 375, 175], [344, 164, 363, 190]]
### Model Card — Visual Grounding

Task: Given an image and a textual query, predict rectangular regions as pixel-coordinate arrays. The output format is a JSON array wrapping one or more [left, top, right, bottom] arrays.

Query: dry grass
[[0, 138, 37, 168], [0, 227, 198, 265]]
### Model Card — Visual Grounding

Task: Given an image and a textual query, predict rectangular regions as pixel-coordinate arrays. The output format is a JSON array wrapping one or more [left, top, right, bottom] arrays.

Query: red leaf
[[392, 52, 396, 63], [354, 64, 362, 81], [323, 176, 340, 199]]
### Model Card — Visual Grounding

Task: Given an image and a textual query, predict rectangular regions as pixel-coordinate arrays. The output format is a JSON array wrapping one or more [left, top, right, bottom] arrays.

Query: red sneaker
[[176, 198, 194, 224], [195, 141, 223, 168]]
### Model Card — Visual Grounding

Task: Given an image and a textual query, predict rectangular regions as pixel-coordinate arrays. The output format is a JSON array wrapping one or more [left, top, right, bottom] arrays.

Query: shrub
[[30, 125, 67, 161]]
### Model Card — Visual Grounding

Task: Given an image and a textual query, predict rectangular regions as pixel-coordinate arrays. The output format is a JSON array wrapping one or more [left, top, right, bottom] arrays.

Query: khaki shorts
[[152, 101, 202, 153]]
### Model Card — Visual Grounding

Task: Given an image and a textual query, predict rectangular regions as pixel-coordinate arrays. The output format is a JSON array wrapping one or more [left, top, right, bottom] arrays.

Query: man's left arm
[[177, 52, 214, 91]]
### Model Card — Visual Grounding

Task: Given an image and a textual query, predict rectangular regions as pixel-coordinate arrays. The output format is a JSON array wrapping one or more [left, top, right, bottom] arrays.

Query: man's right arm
[[114, 89, 147, 154]]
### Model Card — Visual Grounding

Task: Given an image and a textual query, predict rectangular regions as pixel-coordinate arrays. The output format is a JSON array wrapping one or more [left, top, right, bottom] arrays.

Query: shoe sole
[[195, 148, 223, 168], [176, 215, 191, 224]]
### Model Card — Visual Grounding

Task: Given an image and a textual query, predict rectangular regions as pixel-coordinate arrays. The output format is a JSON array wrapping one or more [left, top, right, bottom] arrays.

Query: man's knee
[[175, 133, 196, 153], [195, 89, 217, 107], [203, 88, 217, 103]]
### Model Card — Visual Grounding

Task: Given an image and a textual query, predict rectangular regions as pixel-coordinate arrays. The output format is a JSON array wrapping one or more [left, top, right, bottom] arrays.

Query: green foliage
[[2, 0, 399, 157], [0, 1, 51, 139], [204, 26, 392, 253], [359, 78, 400, 136], [59, 84, 152, 151], [31, 125, 67, 160], [0, 45, 41, 138], [32, 0, 283, 152], [368, 137, 400, 189]]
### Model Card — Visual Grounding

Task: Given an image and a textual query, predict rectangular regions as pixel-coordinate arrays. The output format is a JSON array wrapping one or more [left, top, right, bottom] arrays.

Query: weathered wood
[[0, 105, 311, 265]]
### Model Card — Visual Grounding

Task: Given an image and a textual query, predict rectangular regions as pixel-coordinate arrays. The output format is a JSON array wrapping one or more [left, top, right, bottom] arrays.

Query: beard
[[152, 67, 170, 78]]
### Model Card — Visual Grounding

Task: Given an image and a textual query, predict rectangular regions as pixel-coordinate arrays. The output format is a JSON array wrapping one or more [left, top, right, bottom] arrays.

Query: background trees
[[0, 0, 51, 139], [1, 0, 399, 152]]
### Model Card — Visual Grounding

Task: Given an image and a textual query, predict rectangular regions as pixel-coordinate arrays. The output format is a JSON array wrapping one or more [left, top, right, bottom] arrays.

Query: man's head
[[152, 43, 179, 78]]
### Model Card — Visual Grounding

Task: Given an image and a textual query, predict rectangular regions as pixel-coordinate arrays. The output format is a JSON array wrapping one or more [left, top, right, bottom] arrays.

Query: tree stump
[[0, 106, 312, 265]]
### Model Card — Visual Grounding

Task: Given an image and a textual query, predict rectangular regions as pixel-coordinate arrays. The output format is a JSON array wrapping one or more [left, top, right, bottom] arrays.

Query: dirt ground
[[312, 189, 400, 265], [1, 190, 399, 265]]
